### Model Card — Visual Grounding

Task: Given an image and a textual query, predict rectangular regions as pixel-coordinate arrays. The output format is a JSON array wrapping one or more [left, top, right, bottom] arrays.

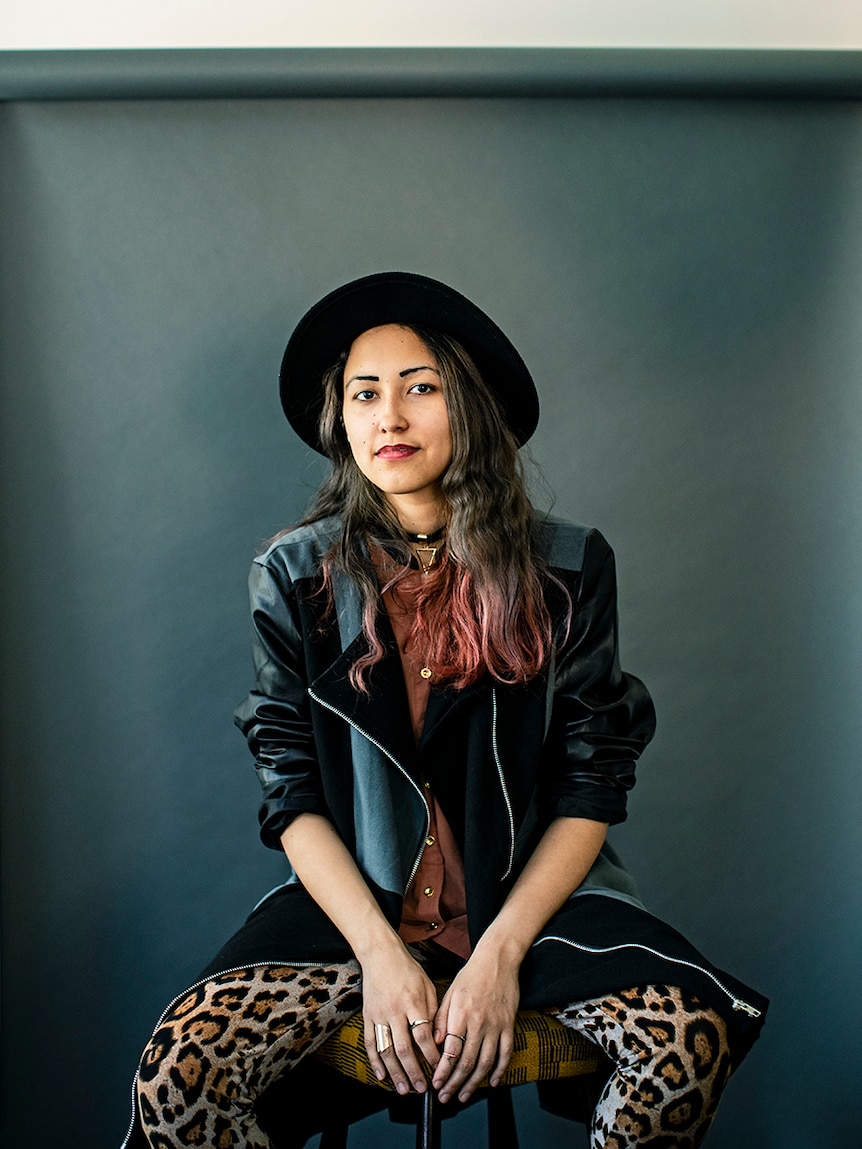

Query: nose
[[378, 393, 407, 433]]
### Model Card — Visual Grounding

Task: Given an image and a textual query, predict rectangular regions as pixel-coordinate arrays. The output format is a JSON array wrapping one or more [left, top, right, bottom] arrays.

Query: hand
[[361, 941, 442, 1095], [430, 942, 520, 1104]]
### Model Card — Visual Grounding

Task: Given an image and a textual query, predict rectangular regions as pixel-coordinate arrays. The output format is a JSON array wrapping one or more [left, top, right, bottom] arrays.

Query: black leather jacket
[[234, 515, 654, 944]]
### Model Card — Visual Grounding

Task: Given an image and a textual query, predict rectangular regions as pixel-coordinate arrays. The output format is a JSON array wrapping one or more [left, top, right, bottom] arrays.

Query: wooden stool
[[311, 992, 602, 1149]]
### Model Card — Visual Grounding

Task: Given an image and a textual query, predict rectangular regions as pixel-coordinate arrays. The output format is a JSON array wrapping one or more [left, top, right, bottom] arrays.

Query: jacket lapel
[[310, 623, 419, 780]]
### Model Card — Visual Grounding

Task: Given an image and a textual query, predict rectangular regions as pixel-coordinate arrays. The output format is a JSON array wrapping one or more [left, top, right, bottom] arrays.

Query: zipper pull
[[732, 998, 762, 1018]]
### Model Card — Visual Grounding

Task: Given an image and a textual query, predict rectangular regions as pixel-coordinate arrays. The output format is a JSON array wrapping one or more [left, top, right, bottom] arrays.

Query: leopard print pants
[[555, 984, 732, 1148], [136, 963, 364, 1149], [136, 967, 730, 1148]]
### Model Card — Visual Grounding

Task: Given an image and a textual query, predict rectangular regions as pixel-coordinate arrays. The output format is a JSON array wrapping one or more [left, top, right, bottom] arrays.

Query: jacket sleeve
[[234, 558, 330, 850], [540, 528, 656, 826]]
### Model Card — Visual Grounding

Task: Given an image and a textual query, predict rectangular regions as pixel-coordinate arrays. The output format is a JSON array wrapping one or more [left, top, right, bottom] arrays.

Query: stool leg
[[418, 1087, 441, 1149], [486, 1088, 519, 1149]]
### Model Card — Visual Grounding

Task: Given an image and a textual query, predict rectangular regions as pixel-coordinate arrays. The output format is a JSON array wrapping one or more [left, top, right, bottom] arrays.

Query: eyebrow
[[345, 365, 440, 386]]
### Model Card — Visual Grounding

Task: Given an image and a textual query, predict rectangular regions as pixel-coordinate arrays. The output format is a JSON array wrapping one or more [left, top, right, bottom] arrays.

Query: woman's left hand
[[430, 942, 520, 1104]]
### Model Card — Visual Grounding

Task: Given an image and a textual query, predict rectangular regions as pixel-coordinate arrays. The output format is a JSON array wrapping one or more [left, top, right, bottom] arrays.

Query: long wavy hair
[[300, 325, 561, 691]]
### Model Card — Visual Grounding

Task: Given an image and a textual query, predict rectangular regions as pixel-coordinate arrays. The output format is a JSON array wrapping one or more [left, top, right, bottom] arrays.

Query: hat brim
[[280, 272, 539, 454]]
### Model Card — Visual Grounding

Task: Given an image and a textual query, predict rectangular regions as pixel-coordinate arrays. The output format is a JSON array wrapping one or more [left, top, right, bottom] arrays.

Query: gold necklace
[[411, 543, 440, 576], [406, 525, 445, 578]]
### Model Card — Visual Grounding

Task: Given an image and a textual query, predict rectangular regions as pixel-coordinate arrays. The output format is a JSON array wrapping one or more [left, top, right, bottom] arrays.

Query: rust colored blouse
[[376, 559, 471, 959]]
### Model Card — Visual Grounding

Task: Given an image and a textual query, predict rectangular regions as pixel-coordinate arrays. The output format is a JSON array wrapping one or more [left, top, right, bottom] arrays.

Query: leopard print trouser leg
[[136, 962, 363, 1149], [555, 984, 732, 1148]]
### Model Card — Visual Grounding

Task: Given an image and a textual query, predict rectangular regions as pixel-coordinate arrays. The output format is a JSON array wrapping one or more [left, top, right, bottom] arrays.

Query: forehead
[[345, 324, 435, 365]]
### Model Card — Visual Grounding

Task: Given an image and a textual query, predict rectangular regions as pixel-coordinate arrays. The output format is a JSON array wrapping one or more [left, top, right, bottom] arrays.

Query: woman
[[127, 272, 767, 1149]]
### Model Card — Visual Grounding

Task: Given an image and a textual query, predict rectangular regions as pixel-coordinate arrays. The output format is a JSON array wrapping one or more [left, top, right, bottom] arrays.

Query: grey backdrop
[[1, 69, 861, 1147]]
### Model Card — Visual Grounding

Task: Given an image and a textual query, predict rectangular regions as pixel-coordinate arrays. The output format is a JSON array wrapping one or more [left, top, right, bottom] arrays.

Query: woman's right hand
[[360, 940, 441, 1095]]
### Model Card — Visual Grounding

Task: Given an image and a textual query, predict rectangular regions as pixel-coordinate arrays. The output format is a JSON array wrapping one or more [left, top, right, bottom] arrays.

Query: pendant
[[413, 545, 439, 575]]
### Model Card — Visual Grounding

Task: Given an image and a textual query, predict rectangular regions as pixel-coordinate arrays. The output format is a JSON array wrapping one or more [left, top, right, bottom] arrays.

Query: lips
[[375, 444, 419, 460]]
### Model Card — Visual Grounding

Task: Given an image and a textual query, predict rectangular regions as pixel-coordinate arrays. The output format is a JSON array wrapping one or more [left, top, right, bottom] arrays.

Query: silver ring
[[445, 1032, 467, 1045], [409, 1018, 431, 1030], [374, 1023, 393, 1053]]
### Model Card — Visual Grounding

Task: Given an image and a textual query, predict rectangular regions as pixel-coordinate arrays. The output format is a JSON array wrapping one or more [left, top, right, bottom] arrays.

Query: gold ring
[[445, 1032, 467, 1044], [409, 1018, 431, 1030], [374, 1023, 393, 1054], [444, 1051, 459, 1060]]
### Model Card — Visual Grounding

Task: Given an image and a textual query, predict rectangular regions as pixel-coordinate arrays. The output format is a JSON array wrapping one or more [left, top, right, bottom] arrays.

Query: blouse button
[[425, 835, 436, 846], [424, 781, 431, 789], [423, 886, 434, 897], [429, 922, 439, 930]]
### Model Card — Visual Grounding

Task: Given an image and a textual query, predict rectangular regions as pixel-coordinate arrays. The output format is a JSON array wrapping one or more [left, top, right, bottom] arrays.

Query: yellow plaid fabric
[[313, 1000, 600, 1091]]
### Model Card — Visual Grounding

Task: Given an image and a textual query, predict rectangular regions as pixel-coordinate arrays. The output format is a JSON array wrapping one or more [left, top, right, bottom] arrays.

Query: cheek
[[342, 416, 372, 471], [345, 432, 367, 464], [342, 410, 368, 448], [438, 418, 454, 459]]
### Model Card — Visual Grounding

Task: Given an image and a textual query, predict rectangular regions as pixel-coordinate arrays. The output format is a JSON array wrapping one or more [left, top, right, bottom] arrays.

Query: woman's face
[[342, 324, 453, 524]]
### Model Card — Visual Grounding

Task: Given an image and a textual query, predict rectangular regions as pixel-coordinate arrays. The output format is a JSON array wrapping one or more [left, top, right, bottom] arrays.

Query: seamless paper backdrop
[[1, 94, 861, 1146]]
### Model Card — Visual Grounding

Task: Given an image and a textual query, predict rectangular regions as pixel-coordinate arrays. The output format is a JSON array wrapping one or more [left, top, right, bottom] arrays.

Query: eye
[[352, 388, 377, 402], [409, 382, 436, 395]]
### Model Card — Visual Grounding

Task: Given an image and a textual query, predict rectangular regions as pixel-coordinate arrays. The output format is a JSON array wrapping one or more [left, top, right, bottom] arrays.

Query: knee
[[618, 988, 732, 1094], [676, 1001, 730, 1088], [645, 996, 732, 1113]]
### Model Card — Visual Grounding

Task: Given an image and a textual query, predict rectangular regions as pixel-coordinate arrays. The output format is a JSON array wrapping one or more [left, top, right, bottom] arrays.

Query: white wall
[[1, 0, 860, 51]]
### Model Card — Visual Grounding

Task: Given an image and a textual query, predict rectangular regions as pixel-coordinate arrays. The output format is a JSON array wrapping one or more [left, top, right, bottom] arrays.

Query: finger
[[364, 1021, 422, 1093], [432, 1031, 471, 1097], [379, 1049, 413, 1096], [367, 1039, 414, 1096], [366, 1017, 433, 1094], [432, 1029, 466, 1080], [408, 1018, 440, 1070], [390, 1025, 432, 1094], [431, 1041, 460, 1089], [444, 1036, 499, 1104], [432, 995, 451, 1046], [405, 981, 442, 1071], [364, 1021, 391, 1085], [489, 1028, 514, 1088]]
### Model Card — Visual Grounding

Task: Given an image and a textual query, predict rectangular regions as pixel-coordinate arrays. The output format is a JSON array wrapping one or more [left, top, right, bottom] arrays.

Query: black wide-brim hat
[[280, 271, 539, 454]]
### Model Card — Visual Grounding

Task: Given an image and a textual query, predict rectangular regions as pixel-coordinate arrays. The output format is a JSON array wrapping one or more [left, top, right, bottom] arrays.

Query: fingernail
[[414, 1080, 425, 1093], [375, 1069, 385, 1081], [459, 1091, 470, 1103], [396, 1082, 408, 1095]]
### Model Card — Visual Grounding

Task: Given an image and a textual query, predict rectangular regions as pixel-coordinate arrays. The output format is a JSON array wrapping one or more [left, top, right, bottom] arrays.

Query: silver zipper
[[533, 934, 762, 1017], [121, 959, 323, 1148], [491, 689, 516, 880], [308, 687, 430, 892]]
